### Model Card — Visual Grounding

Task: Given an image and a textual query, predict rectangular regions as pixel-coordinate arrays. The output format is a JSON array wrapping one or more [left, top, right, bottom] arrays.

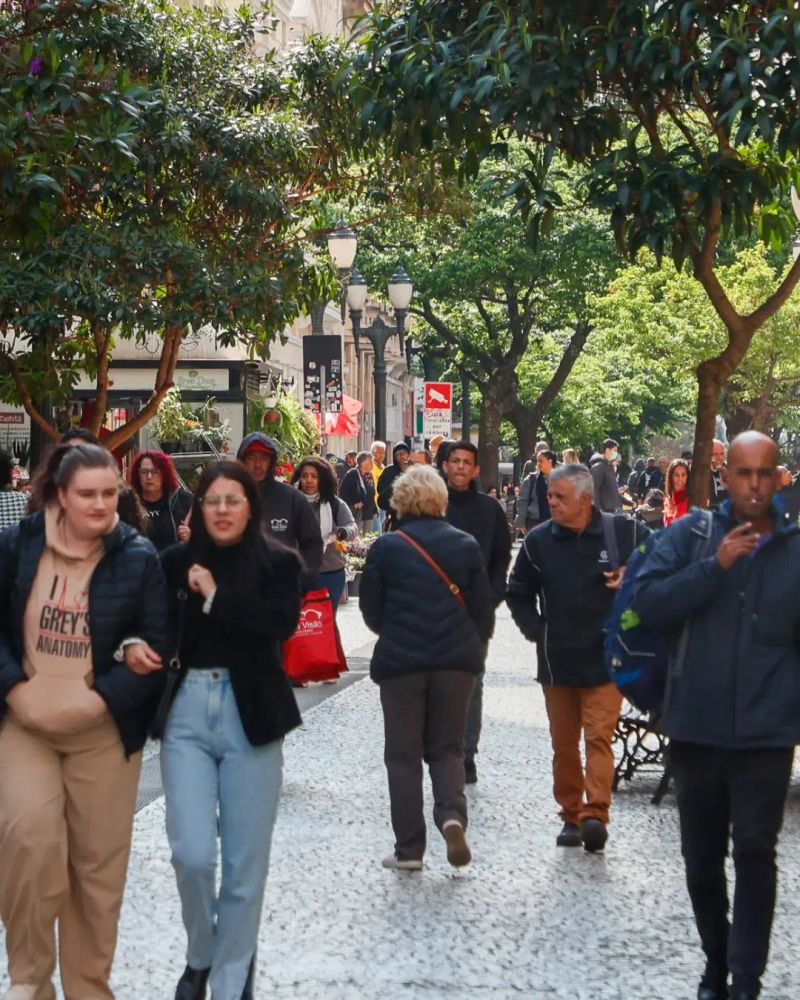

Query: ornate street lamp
[[327, 219, 358, 274], [387, 265, 413, 353], [347, 266, 414, 440], [346, 268, 367, 356]]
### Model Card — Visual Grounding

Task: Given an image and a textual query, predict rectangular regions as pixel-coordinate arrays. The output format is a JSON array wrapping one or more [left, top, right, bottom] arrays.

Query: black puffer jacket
[[359, 514, 494, 682], [160, 540, 302, 746], [0, 512, 169, 755]]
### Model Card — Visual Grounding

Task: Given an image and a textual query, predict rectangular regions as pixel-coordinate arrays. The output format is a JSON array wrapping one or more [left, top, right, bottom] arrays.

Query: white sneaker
[[382, 855, 423, 871], [442, 820, 472, 868], [3, 985, 55, 1000]]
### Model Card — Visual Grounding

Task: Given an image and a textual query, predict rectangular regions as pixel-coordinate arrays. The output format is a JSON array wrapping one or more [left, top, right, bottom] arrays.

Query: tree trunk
[[690, 360, 724, 508], [509, 322, 593, 467], [477, 391, 503, 487]]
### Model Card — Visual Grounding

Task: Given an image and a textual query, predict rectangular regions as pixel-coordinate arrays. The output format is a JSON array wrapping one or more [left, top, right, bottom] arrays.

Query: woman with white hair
[[359, 465, 494, 871]]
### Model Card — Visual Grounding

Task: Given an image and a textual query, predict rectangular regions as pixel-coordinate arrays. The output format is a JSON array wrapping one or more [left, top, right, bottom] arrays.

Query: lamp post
[[311, 219, 358, 334], [347, 266, 414, 441]]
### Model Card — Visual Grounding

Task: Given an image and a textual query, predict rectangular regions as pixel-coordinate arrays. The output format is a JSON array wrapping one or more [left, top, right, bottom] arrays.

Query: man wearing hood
[[443, 441, 511, 784], [377, 443, 412, 514], [236, 432, 322, 584]]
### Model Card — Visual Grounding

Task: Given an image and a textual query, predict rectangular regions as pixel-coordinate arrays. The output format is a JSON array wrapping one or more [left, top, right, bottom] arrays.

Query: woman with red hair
[[663, 459, 691, 527], [129, 450, 194, 551]]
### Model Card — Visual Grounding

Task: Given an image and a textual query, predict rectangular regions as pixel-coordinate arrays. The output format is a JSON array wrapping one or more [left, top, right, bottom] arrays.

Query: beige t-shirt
[[16, 506, 105, 733]]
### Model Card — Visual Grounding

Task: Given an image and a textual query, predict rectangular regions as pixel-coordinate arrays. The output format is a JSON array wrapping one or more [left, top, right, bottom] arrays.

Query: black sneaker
[[581, 817, 608, 852], [464, 759, 478, 785], [556, 822, 582, 847]]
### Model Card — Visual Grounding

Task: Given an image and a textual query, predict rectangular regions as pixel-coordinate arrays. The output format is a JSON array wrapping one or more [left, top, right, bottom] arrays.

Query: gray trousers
[[464, 669, 485, 763], [379, 670, 476, 861]]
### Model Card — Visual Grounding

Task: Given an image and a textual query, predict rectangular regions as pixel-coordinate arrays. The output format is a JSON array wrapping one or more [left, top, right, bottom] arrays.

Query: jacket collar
[[549, 507, 603, 539], [18, 508, 135, 554], [716, 498, 799, 537], [447, 482, 478, 500]]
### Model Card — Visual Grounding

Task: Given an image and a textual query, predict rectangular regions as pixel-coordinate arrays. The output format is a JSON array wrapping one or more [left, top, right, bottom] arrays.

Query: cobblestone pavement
[[2, 604, 799, 999]]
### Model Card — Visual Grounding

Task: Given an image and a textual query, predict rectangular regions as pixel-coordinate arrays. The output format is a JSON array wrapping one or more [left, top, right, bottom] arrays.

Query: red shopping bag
[[283, 589, 348, 683]]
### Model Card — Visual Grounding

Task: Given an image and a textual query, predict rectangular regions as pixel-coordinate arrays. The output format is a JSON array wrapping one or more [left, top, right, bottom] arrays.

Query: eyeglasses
[[199, 495, 247, 510], [139, 468, 161, 477]]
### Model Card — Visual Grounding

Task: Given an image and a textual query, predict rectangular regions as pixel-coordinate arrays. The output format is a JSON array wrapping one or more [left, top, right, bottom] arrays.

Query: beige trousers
[[0, 713, 141, 1000]]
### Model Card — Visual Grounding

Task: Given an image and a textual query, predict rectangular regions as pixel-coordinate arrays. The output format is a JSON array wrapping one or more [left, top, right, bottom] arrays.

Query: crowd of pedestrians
[[0, 426, 797, 1000]]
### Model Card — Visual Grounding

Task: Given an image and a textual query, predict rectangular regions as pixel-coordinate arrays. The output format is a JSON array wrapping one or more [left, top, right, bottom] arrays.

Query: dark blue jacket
[[0, 512, 169, 755], [632, 503, 800, 749], [359, 515, 494, 682]]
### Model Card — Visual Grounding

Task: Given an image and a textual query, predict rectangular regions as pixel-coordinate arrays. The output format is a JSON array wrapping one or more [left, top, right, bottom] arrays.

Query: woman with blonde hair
[[562, 448, 579, 465], [360, 465, 494, 872]]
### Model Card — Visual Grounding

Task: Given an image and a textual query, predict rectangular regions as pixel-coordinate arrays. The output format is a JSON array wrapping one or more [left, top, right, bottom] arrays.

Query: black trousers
[[670, 742, 794, 995], [379, 670, 475, 861]]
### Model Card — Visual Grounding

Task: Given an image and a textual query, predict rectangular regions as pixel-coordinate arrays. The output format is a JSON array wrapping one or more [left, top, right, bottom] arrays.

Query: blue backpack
[[602, 509, 713, 714]]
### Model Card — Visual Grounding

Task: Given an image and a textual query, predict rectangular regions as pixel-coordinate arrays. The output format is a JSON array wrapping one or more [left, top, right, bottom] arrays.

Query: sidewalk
[[2, 604, 799, 998]]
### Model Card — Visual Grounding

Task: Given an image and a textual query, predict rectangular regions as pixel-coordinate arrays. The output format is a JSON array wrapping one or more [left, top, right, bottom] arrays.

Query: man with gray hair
[[507, 463, 648, 852]]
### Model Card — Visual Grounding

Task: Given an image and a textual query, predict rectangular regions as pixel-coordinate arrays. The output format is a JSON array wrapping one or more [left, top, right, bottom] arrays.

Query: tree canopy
[[355, 154, 621, 479], [0, 0, 358, 447], [351, 0, 800, 502]]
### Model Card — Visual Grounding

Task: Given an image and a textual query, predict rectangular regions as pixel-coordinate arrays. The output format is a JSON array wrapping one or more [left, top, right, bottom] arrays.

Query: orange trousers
[[542, 682, 622, 825], [0, 713, 141, 1000]]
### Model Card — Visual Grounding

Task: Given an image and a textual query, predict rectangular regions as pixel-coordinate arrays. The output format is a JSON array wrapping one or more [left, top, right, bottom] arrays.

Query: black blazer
[[160, 539, 303, 746]]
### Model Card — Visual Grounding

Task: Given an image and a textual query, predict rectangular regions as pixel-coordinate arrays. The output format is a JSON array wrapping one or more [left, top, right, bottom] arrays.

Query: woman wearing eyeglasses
[[122, 460, 302, 1000], [129, 450, 194, 551]]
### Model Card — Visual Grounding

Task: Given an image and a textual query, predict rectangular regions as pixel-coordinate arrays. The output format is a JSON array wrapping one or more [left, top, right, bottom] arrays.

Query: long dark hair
[[666, 459, 690, 498], [290, 456, 339, 503], [185, 461, 271, 586]]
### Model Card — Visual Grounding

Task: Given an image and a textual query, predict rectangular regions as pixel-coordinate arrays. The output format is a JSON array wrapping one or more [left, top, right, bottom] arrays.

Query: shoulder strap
[[600, 512, 621, 570], [395, 530, 466, 609]]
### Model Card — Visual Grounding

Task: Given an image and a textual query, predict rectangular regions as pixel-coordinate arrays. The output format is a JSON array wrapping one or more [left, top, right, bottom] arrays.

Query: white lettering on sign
[[0, 413, 24, 424], [422, 382, 453, 437]]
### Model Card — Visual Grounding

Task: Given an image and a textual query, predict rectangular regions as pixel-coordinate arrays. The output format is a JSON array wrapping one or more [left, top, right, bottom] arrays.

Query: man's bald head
[[726, 431, 779, 521]]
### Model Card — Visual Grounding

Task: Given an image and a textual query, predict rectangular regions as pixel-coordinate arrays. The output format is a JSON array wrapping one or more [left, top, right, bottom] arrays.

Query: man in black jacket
[[507, 463, 645, 853], [443, 442, 512, 784], [236, 432, 322, 584], [632, 431, 800, 1000]]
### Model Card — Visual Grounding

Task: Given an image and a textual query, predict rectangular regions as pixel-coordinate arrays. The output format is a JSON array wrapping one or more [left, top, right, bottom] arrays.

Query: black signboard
[[302, 335, 343, 414]]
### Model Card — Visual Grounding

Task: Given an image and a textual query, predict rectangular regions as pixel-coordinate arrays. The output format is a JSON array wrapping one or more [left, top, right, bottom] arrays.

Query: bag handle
[[395, 530, 466, 609]]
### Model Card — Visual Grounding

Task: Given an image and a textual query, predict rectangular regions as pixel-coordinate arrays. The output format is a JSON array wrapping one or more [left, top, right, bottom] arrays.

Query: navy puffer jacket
[[359, 515, 494, 682], [0, 512, 169, 755]]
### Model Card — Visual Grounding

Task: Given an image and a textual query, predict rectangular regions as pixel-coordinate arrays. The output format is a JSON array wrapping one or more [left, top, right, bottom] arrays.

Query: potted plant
[[152, 387, 186, 452], [344, 533, 379, 596]]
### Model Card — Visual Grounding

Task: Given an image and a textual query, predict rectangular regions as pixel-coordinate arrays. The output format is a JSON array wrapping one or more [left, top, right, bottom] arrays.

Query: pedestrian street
[[2, 601, 798, 1000]]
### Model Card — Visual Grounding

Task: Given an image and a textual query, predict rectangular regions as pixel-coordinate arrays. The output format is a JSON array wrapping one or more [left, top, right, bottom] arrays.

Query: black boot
[[241, 958, 255, 1000], [175, 965, 211, 1000], [697, 988, 727, 1000]]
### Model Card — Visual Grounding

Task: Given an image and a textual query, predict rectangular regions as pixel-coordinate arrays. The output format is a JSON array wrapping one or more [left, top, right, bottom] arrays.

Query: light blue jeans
[[161, 669, 283, 1000]]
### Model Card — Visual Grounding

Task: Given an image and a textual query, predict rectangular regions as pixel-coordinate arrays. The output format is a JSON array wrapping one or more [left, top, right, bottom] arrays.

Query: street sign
[[422, 381, 453, 436], [303, 335, 343, 414]]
